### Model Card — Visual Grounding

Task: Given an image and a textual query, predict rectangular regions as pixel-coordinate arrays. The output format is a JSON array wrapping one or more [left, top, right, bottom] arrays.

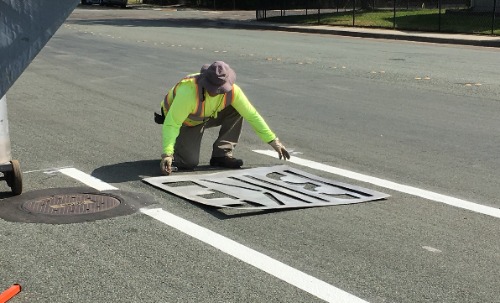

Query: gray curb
[[218, 20, 500, 48]]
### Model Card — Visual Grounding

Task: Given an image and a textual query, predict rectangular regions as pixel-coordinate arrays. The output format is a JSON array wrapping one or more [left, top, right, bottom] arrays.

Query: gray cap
[[198, 61, 236, 95]]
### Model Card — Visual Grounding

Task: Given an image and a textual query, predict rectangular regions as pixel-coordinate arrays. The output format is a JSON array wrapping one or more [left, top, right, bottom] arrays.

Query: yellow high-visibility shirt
[[161, 76, 276, 155]]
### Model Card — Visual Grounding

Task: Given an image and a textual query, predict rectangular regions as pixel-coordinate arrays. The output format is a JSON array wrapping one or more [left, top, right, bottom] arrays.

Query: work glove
[[160, 154, 174, 175], [269, 138, 290, 160]]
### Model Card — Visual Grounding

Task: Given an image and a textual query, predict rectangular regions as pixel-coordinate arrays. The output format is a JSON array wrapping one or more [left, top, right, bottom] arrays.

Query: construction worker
[[154, 61, 290, 175]]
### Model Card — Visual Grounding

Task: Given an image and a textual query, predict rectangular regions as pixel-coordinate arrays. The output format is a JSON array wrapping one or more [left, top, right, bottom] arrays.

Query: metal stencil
[[143, 165, 389, 210]]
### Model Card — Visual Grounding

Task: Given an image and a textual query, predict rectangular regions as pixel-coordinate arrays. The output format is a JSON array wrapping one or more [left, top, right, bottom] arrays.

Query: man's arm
[[230, 85, 290, 160], [162, 84, 196, 155], [230, 85, 276, 143]]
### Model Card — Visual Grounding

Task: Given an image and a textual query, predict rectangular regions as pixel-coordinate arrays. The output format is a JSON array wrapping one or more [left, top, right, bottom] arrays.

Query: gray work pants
[[173, 106, 243, 169]]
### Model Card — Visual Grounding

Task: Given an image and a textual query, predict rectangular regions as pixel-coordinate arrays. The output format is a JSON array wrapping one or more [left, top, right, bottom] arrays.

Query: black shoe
[[210, 156, 243, 168]]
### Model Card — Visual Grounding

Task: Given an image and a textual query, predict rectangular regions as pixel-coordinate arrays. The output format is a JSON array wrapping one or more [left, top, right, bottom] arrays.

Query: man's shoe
[[210, 156, 243, 168]]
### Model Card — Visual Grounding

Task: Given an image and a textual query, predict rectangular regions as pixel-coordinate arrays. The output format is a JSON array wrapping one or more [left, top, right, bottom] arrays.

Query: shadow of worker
[[91, 159, 160, 184]]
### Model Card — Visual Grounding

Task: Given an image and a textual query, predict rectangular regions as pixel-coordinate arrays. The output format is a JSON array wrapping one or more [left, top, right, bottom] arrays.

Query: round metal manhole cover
[[22, 194, 121, 215]]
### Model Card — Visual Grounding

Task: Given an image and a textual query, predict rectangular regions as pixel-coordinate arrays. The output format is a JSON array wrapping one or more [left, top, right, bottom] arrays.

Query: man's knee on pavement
[[174, 154, 199, 170]]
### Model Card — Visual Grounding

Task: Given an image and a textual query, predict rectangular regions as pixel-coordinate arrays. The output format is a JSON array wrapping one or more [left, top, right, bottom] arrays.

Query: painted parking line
[[253, 150, 500, 219], [60, 167, 369, 303]]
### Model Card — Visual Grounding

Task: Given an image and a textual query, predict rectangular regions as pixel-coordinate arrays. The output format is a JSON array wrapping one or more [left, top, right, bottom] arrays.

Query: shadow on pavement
[[66, 17, 258, 30], [91, 159, 230, 183], [92, 159, 160, 183], [197, 203, 297, 219], [0, 191, 16, 199]]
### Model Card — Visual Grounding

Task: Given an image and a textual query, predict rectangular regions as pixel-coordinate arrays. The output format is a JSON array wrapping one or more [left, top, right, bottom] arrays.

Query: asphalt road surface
[[1, 6, 499, 303]]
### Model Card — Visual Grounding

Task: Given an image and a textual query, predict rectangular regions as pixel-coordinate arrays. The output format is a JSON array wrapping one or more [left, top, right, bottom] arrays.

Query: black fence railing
[[256, 0, 499, 35]]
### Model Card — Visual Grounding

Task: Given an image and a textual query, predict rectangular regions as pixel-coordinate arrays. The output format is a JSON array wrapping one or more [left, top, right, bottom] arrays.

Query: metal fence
[[256, 0, 499, 35]]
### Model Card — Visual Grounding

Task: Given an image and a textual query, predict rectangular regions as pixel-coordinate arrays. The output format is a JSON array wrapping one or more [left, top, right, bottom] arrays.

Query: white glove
[[160, 154, 174, 175], [269, 138, 290, 160]]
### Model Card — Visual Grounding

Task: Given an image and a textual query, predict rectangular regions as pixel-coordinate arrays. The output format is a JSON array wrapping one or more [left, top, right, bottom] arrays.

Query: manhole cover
[[22, 194, 121, 215]]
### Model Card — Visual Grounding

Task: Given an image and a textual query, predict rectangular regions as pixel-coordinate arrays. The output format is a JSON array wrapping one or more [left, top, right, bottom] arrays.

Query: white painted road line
[[23, 166, 74, 174], [141, 207, 369, 303], [253, 150, 500, 219], [60, 168, 369, 303], [58, 167, 118, 191]]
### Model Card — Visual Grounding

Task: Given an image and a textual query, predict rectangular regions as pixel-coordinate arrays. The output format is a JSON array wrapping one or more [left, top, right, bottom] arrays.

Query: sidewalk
[[130, 5, 500, 48]]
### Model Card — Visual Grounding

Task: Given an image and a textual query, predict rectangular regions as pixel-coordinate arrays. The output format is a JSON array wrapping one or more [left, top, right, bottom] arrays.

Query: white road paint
[[253, 150, 500, 219], [22, 166, 73, 174], [58, 167, 118, 191], [141, 207, 369, 303], [59, 167, 368, 303], [422, 246, 442, 253]]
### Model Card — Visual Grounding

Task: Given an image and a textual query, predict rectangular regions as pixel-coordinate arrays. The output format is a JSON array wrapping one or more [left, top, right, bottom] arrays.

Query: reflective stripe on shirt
[[163, 75, 234, 125]]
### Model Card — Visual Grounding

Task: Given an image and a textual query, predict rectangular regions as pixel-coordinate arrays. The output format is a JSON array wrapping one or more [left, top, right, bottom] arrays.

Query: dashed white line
[[253, 150, 500, 219], [60, 167, 369, 303]]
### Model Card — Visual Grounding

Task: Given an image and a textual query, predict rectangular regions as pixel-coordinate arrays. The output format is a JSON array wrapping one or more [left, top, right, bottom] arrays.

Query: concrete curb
[[218, 20, 500, 48]]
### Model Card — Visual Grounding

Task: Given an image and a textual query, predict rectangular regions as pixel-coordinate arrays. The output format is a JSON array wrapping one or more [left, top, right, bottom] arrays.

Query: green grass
[[266, 9, 500, 35]]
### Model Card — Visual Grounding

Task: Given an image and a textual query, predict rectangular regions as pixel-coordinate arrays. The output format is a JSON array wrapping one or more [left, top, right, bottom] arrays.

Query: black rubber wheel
[[5, 160, 22, 196]]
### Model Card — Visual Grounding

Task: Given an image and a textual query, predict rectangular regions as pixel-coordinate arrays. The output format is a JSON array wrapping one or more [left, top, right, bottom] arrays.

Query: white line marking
[[58, 167, 118, 191], [253, 150, 500, 219], [422, 246, 442, 253], [141, 207, 369, 303], [23, 166, 74, 174], [60, 168, 369, 302]]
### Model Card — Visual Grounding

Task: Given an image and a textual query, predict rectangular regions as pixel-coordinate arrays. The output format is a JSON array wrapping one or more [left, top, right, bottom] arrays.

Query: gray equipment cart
[[0, 95, 22, 195]]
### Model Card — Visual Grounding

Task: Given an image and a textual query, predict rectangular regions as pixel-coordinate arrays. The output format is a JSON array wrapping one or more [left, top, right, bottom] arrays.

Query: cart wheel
[[5, 160, 22, 195]]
